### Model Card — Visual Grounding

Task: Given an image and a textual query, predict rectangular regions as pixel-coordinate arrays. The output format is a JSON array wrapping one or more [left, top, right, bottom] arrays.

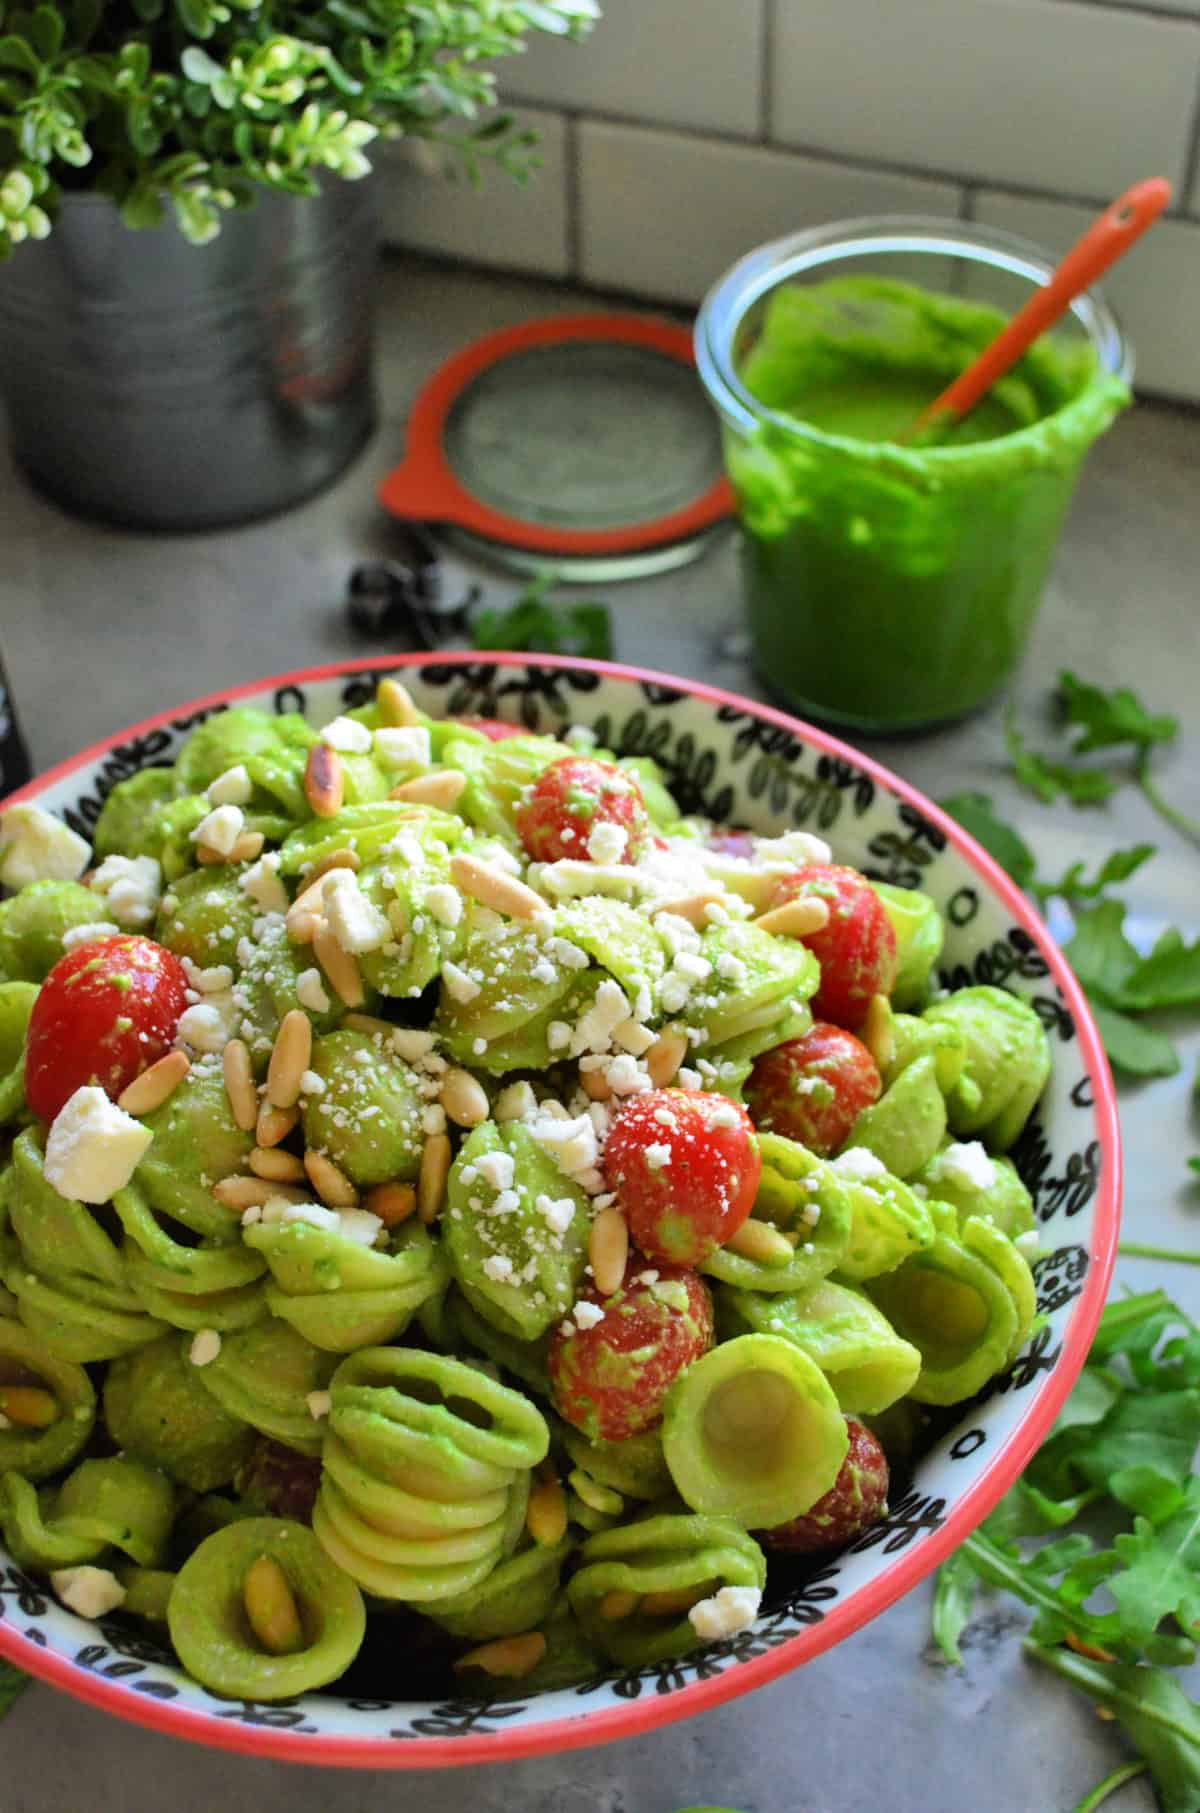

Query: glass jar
[[694, 217, 1133, 734]]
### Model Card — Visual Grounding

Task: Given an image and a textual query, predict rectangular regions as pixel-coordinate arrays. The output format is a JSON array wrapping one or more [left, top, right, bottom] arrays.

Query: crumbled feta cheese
[[278, 1201, 341, 1233], [299, 1069, 325, 1097], [296, 967, 331, 1014], [424, 883, 463, 929], [644, 1141, 671, 1171], [383, 830, 424, 869], [688, 1585, 762, 1641], [715, 952, 747, 985], [306, 1390, 332, 1420], [1014, 1230, 1041, 1261], [587, 820, 628, 864], [564, 724, 598, 751], [612, 1018, 655, 1057], [176, 1001, 232, 1054], [491, 1189, 521, 1216], [536, 1193, 576, 1235], [44, 1086, 154, 1204], [442, 962, 481, 1004], [677, 1067, 702, 1091], [571, 978, 632, 1057], [421, 1104, 447, 1136], [0, 804, 90, 889], [207, 764, 253, 807], [547, 1020, 572, 1053], [373, 726, 432, 769], [51, 1566, 126, 1620], [605, 1053, 651, 1096], [495, 1081, 537, 1122], [241, 1206, 263, 1227], [61, 920, 120, 950], [336, 1208, 385, 1247], [320, 870, 390, 954], [658, 975, 692, 1015], [931, 1140, 997, 1193], [573, 1300, 605, 1330], [189, 1328, 222, 1368], [483, 1253, 515, 1283], [706, 1102, 741, 1130], [530, 956, 558, 985], [751, 830, 832, 870], [543, 937, 589, 972], [182, 957, 233, 995], [475, 1150, 516, 1193], [672, 951, 712, 982], [190, 804, 243, 855], [530, 1112, 598, 1177], [320, 714, 373, 754], [240, 852, 287, 914], [91, 854, 162, 927], [830, 1148, 889, 1181]]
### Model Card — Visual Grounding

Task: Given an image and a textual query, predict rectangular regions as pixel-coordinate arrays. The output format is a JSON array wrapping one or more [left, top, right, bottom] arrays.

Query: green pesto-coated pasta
[[718, 1279, 922, 1417], [911, 1145, 1035, 1239], [168, 1517, 366, 1701], [189, 1319, 336, 1457], [245, 1217, 448, 1352], [104, 1333, 255, 1492], [154, 867, 258, 971], [92, 768, 179, 860], [840, 1054, 948, 1180], [0, 882, 102, 982], [0, 1316, 96, 1480], [430, 1536, 571, 1641], [134, 1069, 255, 1243], [702, 1133, 851, 1294], [834, 1163, 935, 1283], [871, 881, 944, 1011], [301, 1031, 424, 1188], [924, 985, 1052, 1151], [0, 1455, 174, 1572], [559, 1422, 672, 1502]]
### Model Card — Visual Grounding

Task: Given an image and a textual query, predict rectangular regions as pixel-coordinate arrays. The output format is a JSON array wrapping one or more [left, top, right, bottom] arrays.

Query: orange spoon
[[906, 176, 1170, 441]]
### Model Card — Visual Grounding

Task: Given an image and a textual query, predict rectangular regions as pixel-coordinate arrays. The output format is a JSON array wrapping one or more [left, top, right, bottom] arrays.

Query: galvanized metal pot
[[0, 181, 378, 530]]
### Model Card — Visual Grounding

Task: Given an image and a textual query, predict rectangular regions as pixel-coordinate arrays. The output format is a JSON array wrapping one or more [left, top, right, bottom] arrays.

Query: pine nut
[[196, 843, 227, 867], [645, 1028, 688, 1089], [653, 890, 725, 927], [525, 1473, 568, 1547], [365, 1182, 417, 1228], [343, 1012, 396, 1041], [257, 1102, 300, 1149], [589, 1207, 628, 1297], [450, 853, 550, 923], [598, 1591, 638, 1621], [0, 1385, 59, 1429], [304, 743, 344, 819], [641, 1587, 704, 1618], [580, 1067, 612, 1103], [377, 677, 419, 728], [285, 877, 330, 945], [439, 1066, 489, 1128], [213, 1175, 311, 1211], [454, 1632, 546, 1680], [117, 1050, 189, 1116], [304, 1150, 359, 1209], [229, 831, 264, 863], [752, 897, 831, 938], [243, 1554, 304, 1657], [417, 1133, 451, 1224], [307, 846, 361, 884], [312, 924, 365, 1008], [725, 1219, 796, 1267], [249, 1147, 307, 1183], [266, 1010, 312, 1110], [223, 1039, 259, 1132], [390, 770, 467, 809], [862, 992, 895, 1074]]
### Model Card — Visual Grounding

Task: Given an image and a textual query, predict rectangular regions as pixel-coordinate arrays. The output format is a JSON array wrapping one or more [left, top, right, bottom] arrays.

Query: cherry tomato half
[[603, 1089, 761, 1267], [767, 863, 897, 1029], [455, 717, 526, 742], [515, 756, 651, 866], [24, 935, 189, 1123], [746, 1023, 881, 1157], [759, 1419, 889, 1552]]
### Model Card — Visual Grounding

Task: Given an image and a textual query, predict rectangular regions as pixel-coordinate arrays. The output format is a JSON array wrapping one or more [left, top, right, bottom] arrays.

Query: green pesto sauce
[[727, 276, 1129, 732]]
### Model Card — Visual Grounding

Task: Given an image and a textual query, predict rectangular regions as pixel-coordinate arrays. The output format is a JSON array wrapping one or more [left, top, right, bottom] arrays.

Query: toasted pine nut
[[307, 846, 361, 884], [223, 1039, 259, 1132], [390, 769, 467, 809], [312, 924, 365, 1008], [862, 992, 895, 1074], [641, 1587, 704, 1618], [439, 1066, 489, 1128], [304, 1150, 359, 1209], [526, 1473, 568, 1547], [0, 1385, 59, 1429], [653, 890, 725, 927], [284, 877, 330, 945], [249, 1147, 307, 1183], [257, 1102, 300, 1149], [213, 1175, 310, 1211], [377, 677, 419, 728], [243, 1554, 304, 1657], [196, 843, 227, 867], [725, 1219, 795, 1267], [418, 1133, 451, 1224], [304, 743, 344, 819], [229, 831, 264, 863], [343, 1012, 396, 1041], [117, 1050, 189, 1116], [752, 897, 831, 938], [598, 1591, 638, 1621], [450, 853, 550, 923], [266, 1010, 312, 1110], [454, 1632, 546, 1680], [589, 1207, 628, 1297], [580, 1067, 612, 1103], [645, 1028, 688, 1089], [365, 1182, 417, 1228]]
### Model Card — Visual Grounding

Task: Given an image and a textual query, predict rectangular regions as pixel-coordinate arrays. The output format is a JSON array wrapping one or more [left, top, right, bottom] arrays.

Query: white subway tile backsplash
[[577, 121, 963, 305], [376, 111, 569, 280], [770, 0, 1200, 199], [502, 0, 764, 139], [974, 189, 1200, 399]]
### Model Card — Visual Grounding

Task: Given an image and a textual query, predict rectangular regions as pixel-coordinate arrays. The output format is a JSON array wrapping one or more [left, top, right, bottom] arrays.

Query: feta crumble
[[44, 1086, 154, 1204]]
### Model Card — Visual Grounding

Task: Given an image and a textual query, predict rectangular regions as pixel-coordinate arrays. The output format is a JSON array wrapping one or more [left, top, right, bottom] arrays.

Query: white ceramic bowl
[[0, 653, 1119, 1767]]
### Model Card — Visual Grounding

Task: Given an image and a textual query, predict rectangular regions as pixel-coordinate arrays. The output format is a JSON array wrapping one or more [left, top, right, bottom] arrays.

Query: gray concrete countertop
[[1, 252, 1198, 1813]]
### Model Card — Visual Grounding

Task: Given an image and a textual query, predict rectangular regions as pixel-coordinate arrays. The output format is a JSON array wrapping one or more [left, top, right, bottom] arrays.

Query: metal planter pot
[[0, 181, 378, 530]]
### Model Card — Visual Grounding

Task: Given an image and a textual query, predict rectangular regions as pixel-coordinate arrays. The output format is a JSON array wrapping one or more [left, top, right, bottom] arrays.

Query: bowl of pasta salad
[[0, 652, 1119, 1766]]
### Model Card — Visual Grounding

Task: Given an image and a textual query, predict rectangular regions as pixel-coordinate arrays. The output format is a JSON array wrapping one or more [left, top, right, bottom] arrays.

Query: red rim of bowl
[[0, 652, 1121, 1769]]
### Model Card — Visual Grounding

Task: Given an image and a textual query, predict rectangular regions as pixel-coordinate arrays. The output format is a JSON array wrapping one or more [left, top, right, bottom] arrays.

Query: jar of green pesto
[[694, 218, 1132, 734]]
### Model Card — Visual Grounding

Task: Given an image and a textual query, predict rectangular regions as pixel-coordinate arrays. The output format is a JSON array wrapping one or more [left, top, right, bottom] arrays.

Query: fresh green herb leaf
[[1108, 1476, 1200, 1649], [930, 1548, 977, 1666], [0, 1659, 28, 1719], [1086, 1001, 1181, 1079], [938, 791, 1036, 890], [1069, 1762, 1149, 1813], [1119, 934, 1200, 1013], [1006, 711, 1117, 807], [470, 579, 612, 660], [1190, 1158, 1200, 1179], [1058, 671, 1179, 757], [1119, 1244, 1200, 1268], [1027, 1645, 1200, 1813], [1032, 844, 1157, 909], [1062, 901, 1142, 1003]]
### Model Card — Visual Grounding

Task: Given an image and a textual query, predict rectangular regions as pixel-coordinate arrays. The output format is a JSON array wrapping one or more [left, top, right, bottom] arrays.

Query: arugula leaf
[[0, 1659, 28, 1719], [1062, 901, 1142, 1002], [1190, 1158, 1200, 1180], [938, 791, 1036, 890], [1032, 844, 1157, 909], [1006, 712, 1117, 807], [1119, 934, 1200, 1013], [930, 1548, 977, 1666], [1109, 1477, 1200, 1649], [1058, 671, 1179, 757], [1028, 1646, 1200, 1813], [470, 592, 612, 660], [1086, 1001, 1181, 1079]]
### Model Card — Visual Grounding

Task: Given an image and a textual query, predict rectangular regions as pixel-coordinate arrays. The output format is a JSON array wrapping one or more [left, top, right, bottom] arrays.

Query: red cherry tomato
[[548, 1259, 713, 1443], [515, 756, 651, 865], [456, 717, 526, 742], [236, 1438, 322, 1524], [767, 863, 897, 1029], [759, 1419, 889, 1552], [603, 1089, 761, 1267], [24, 935, 189, 1123], [746, 1023, 881, 1157]]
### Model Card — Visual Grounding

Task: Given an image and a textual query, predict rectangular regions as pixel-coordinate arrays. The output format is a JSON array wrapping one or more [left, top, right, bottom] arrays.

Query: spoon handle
[[909, 176, 1170, 438]]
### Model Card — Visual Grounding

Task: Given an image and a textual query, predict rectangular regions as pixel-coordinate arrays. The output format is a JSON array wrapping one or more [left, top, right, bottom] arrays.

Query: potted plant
[[0, 0, 596, 529]]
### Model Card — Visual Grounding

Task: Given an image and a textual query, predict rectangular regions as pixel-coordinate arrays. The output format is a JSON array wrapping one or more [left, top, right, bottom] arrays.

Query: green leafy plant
[[470, 570, 612, 660], [0, 0, 597, 254]]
